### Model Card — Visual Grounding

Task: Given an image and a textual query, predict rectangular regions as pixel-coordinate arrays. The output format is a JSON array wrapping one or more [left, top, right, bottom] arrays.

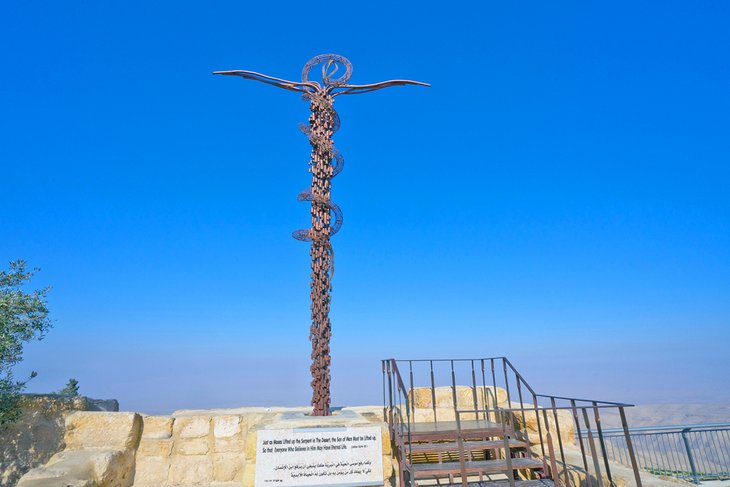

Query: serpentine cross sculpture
[[214, 54, 428, 415]]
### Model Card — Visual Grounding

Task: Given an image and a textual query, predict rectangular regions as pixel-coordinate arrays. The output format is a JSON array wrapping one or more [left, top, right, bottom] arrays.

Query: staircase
[[382, 357, 646, 487], [395, 415, 551, 487]]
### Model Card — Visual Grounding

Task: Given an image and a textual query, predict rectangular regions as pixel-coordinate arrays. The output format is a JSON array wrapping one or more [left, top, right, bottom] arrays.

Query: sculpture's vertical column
[[307, 92, 335, 416]]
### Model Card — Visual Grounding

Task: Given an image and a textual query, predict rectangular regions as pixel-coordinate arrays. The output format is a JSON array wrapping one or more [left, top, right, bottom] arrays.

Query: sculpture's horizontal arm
[[333, 79, 430, 96], [212, 69, 320, 93]]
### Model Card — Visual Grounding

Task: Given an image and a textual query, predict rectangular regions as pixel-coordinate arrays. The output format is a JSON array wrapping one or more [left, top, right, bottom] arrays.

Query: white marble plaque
[[254, 426, 383, 487]]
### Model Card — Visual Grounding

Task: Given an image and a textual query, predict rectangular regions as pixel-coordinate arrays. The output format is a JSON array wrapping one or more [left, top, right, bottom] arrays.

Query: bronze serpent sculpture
[[215, 54, 428, 415]]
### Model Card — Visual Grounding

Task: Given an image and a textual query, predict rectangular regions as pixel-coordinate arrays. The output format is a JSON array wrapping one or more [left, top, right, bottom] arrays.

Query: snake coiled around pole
[[214, 53, 426, 416], [292, 83, 345, 416]]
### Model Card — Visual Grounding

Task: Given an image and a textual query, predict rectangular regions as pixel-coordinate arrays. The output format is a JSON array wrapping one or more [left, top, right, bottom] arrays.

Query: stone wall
[[17, 406, 393, 487], [0, 394, 118, 487], [15, 399, 686, 487], [134, 406, 393, 487], [10, 387, 579, 487]]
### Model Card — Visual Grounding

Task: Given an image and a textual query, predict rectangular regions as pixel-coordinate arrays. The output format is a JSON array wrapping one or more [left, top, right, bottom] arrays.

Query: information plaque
[[254, 426, 384, 487]]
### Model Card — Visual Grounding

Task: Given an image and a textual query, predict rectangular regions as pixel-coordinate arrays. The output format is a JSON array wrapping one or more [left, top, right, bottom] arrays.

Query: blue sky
[[2, 1, 728, 414]]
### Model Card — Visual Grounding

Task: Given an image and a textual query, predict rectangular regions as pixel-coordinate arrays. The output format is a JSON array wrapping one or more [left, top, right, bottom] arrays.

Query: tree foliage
[[57, 378, 79, 397], [0, 260, 52, 426]]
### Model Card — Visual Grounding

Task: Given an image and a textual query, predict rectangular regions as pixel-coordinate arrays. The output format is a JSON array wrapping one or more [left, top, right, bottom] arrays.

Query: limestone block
[[382, 455, 394, 480], [21, 479, 94, 487], [141, 416, 173, 439], [18, 466, 95, 487], [411, 407, 464, 423], [137, 438, 173, 457], [214, 415, 241, 438], [133, 456, 170, 486], [380, 424, 392, 456], [512, 407, 575, 446], [90, 449, 135, 487], [242, 463, 255, 487], [554, 409, 576, 444], [169, 455, 212, 485], [17, 449, 134, 487], [410, 386, 508, 409], [65, 412, 142, 450], [408, 406, 495, 424], [214, 434, 245, 453], [490, 387, 510, 407], [16, 451, 93, 487], [173, 438, 209, 455], [243, 431, 257, 462], [173, 416, 210, 439], [213, 453, 244, 482]]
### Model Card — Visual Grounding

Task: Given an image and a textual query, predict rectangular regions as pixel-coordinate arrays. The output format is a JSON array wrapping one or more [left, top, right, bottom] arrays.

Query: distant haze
[[600, 404, 730, 428]]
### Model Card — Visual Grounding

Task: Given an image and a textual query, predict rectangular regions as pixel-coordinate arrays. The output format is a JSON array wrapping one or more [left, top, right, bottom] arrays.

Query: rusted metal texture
[[215, 55, 428, 416]]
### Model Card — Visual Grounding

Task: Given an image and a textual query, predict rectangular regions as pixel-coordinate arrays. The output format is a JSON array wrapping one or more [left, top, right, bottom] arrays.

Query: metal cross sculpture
[[214, 54, 428, 416]]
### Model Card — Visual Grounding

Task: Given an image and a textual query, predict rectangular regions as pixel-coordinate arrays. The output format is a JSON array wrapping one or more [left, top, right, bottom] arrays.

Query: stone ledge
[[17, 449, 135, 487], [141, 416, 174, 440], [66, 412, 143, 450]]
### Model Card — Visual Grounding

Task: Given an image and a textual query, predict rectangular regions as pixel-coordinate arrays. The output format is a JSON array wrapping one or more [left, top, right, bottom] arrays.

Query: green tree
[[56, 378, 79, 397], [0, 260, 52, 426]]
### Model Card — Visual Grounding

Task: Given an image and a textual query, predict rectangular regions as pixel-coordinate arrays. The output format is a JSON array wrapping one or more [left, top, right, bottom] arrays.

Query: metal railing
[[382, 357, 645, 487], [586, 423, 730, 483]]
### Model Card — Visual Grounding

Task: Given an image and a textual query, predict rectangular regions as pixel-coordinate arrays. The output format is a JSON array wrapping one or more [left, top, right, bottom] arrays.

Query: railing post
[[582, 408, 604, 487], [470, 360, 479, 421], [542, 409, 561, 487], [387, 361, 394, 432], [618, 407, 643, 487], [502, 358, 512, 407], [480, 359, 490, 423], [501, 409, 516, 487], [450, 360, 458, 414], [382, 360, 388, 423], [551, 397, 570, 487], [534, 395, 547, 460], [491, 358, 498, 423], [430, 360, 437, 425], [681, 428, 700, 484], [516, 377, 527, 435], [592, 402, 613, 487], [455, 409, 469, 487], [571, 400, 592, 487], [408, 360, 415, 418]]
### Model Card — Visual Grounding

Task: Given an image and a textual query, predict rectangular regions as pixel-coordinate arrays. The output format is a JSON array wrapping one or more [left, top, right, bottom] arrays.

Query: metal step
[[401, 420, 505, 442], [408, 438, 528, 454], [435, 480, 554, 487], [411, 458, 543, 478]]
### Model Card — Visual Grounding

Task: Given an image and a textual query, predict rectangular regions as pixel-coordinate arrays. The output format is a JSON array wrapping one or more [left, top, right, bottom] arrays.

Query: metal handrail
[[454, 404, 640, 487], [589, 422, 730, 434], [382, 358, 415, 486], [391, 357, 508, 362], [382, 357, 645, 487], [535, 394, 634, 408], [585, 422, 730, 483]]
